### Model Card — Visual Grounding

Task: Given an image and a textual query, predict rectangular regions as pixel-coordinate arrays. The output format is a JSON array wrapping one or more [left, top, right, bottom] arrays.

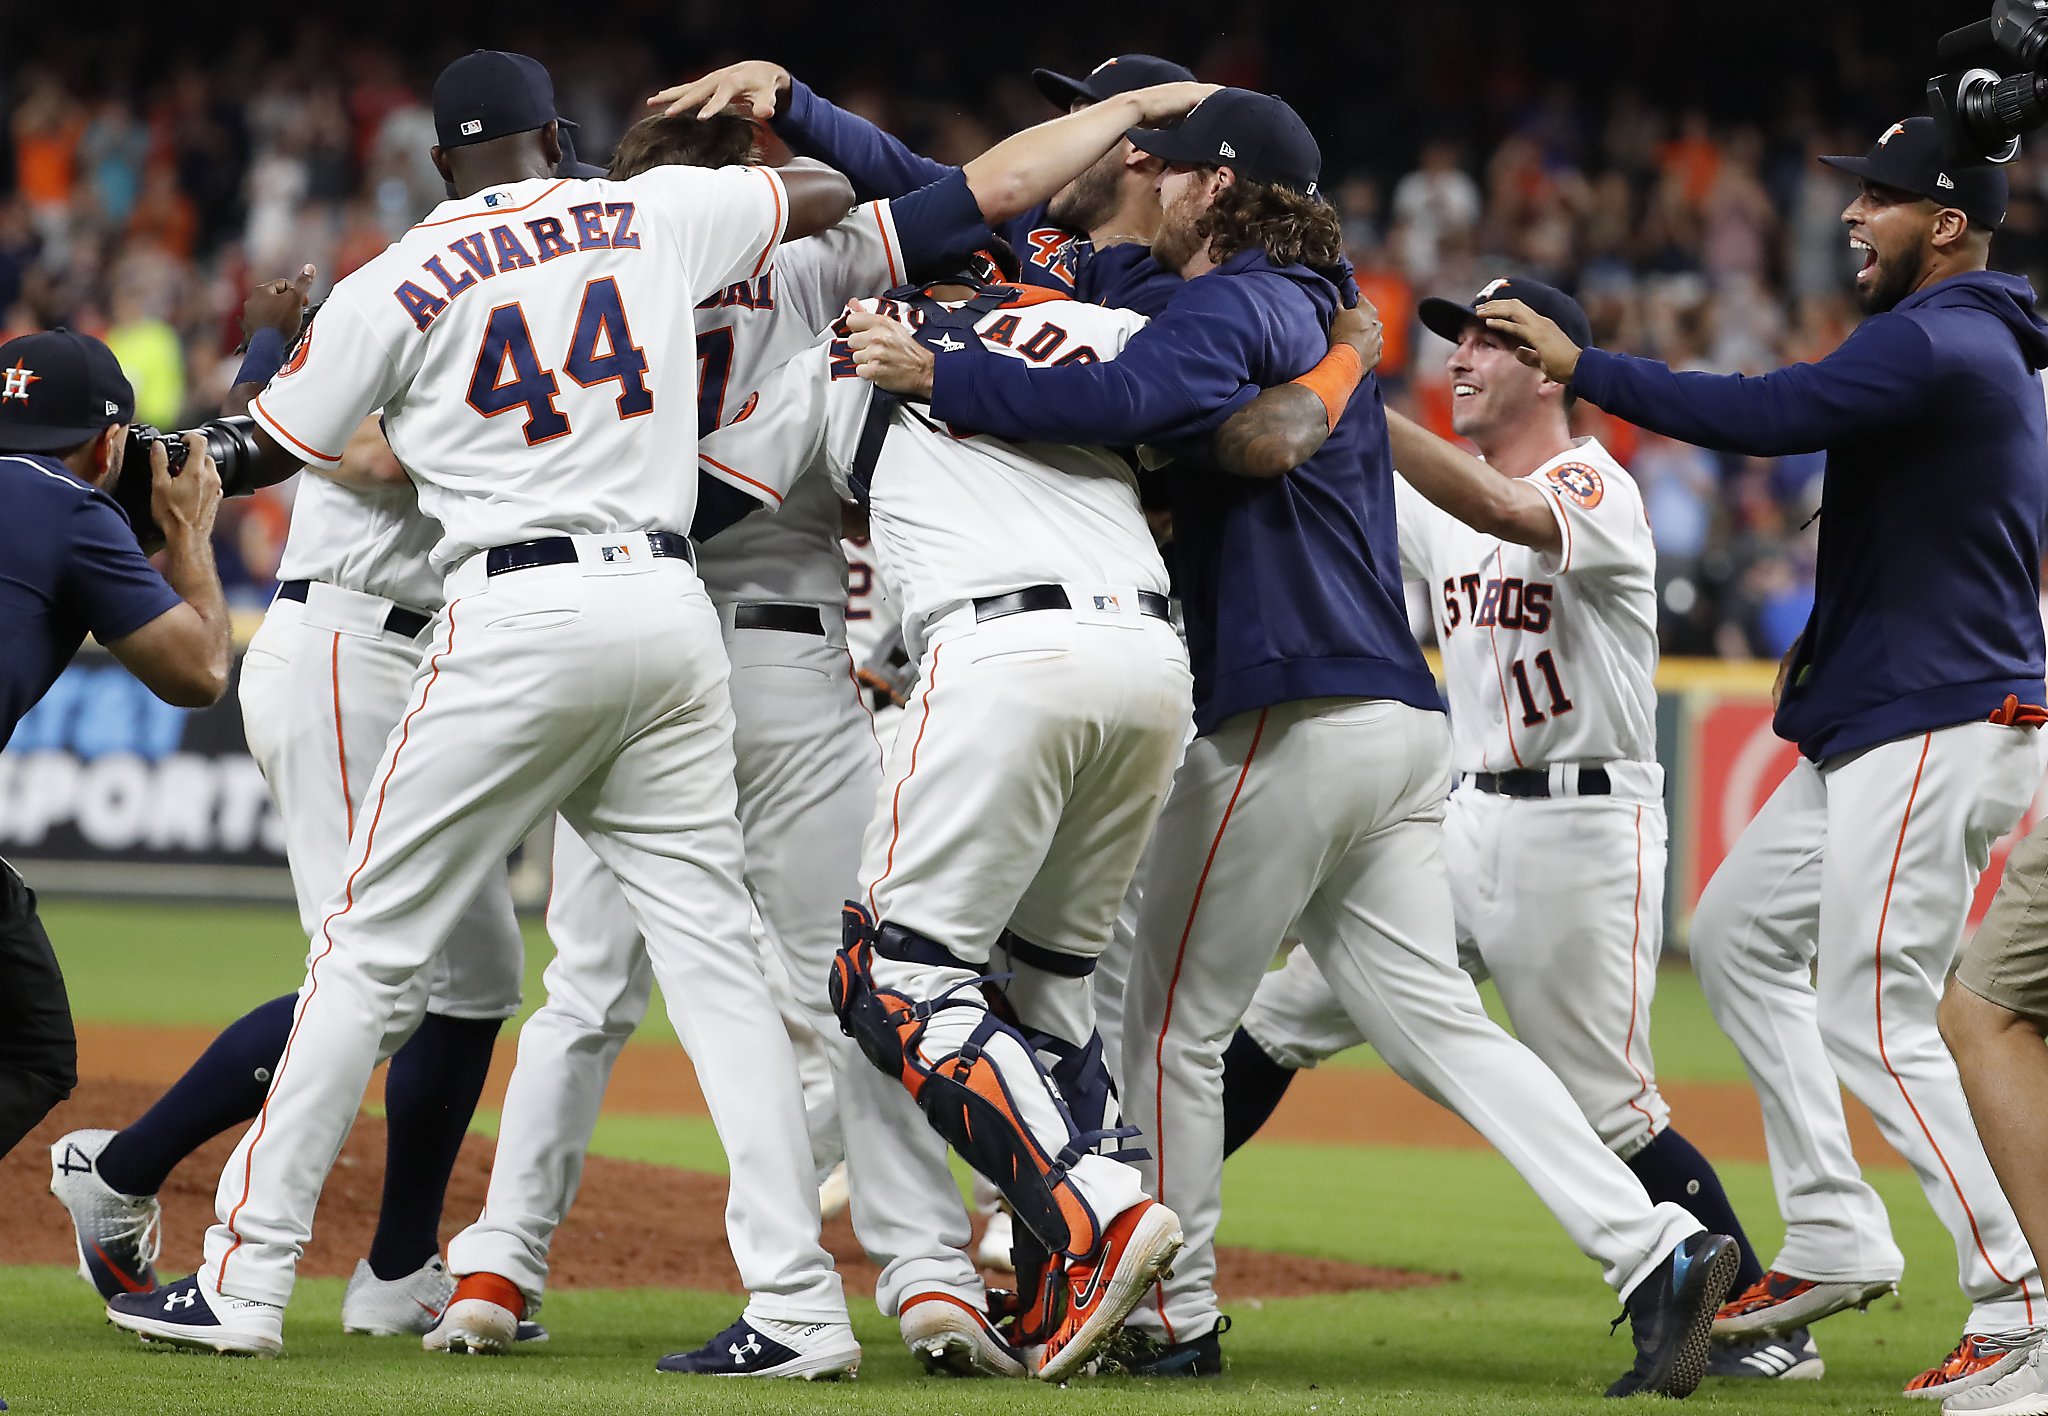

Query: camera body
[[111, 416, 264, 552], [1931, 0, 2048, 166]]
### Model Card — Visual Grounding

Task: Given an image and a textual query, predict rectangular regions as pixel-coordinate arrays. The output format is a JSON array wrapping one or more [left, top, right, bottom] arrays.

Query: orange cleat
[[1903, 1332, 2042, 1400], [1712, 1268, 1895, 1339], [1032, 1199, 1183, 1384]]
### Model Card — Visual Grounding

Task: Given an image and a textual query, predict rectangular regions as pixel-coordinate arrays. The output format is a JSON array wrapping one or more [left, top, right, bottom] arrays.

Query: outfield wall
[[0, 650, 2034, 935]]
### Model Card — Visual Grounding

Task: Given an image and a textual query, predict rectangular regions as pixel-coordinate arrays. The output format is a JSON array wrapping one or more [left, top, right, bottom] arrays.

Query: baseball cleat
[[817, 1161, 851, 1221], [106, 1274, 283, 1357], [899, 1290, 1025, 1378], [1907, 1332, 2045, 1401], [1606, 1231, 1740, 1398], [423, 1272, 526, 1355], [655, 1313, 861, 1379], [1706, 1326, 1823, 1381], [1097, 1315, 1230, 1377], [976, 1205, 1017, 1273], [1033, 1198, 1184, 1384], [1712, 1269, 1896, 1339], [1942, 1339, 2048, 1414], [342, 1256, 454, 1336], [48, 1129, 160, 1300]]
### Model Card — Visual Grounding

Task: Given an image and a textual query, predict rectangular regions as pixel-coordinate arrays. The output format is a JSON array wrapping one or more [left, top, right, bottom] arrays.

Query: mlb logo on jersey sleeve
[[1546, 462, 1605, 509]]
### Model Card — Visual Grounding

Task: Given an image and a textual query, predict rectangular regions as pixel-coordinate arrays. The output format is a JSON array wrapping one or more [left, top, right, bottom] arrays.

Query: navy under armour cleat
[[105, 1274, 284, 1356], [1607, 1233, 1741, 1398], [655, 1313, 860, 1380], [1098, 1315, 1230, 1377]]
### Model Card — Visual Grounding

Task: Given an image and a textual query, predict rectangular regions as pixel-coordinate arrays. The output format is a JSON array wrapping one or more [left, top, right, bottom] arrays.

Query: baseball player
[[859, 88, 1738, 1397], [703, 264, 1193, 1384], [101, 50, 864, 1376], [426, 86, 1210, 1378], [1486, 117, 2048, 1401], [1208, 276, 1806, 1380], [49, 275, 543, 1341], [654, 54, 1197, 313]]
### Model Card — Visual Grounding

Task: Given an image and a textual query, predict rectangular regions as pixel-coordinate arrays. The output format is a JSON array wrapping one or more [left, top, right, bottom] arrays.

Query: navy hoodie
[[1574, 271, 2048, 760], [772, 77, 1186, 317], [930, 248, 1441, 734]]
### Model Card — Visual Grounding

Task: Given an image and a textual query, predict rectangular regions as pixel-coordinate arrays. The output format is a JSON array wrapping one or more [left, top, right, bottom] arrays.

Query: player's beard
[[1857, 230, 1928, 315], [1046, 152, 1122, 235], [1151, 185, 1209, 273]]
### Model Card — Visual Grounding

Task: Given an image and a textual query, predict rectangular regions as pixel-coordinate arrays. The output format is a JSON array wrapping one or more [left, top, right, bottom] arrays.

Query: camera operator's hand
[[150, 433, 223, 544], [241, 264, 317, 344], [1478, 298, 1583, 383]]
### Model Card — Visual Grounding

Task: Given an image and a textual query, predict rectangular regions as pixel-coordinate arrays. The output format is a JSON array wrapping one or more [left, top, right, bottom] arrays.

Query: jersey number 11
[[1509, 650, 1574, 726], [466, 276, 653, 445]]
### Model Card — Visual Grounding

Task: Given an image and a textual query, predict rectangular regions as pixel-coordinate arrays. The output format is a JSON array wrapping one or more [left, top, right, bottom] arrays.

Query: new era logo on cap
[[1938, 172, 1956, 188], [1219, 140, 1237, 159]]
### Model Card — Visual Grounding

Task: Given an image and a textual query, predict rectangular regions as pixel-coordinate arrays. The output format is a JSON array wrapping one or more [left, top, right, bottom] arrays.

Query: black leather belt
[[1469, 766, 1611, 798], [732, 603, 825, 636], [973, 584, 1171, 623], [276, 580, 432, 639], [485, 531, 693, 576]]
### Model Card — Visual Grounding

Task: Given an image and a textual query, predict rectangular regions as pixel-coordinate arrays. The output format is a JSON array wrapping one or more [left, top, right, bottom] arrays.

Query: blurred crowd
[[4, 7, 2041, 657]]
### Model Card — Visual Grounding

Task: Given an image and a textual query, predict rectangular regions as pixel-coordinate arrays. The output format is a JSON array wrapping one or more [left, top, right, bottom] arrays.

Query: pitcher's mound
[[6, 1080, 1447, 1301]]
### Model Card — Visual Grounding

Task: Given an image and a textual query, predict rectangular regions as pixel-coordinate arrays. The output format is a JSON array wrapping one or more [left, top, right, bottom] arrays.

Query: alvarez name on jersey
[[250, 164, 789, 572], [1399, 436, 1657, 775]]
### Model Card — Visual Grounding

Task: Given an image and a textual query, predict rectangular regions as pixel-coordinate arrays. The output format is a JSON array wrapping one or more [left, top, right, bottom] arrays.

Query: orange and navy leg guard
[[829, 903, 1115, 1259]]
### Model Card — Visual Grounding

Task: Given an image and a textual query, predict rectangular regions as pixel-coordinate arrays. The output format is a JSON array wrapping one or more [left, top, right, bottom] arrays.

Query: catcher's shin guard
[[828, 906, 1111, 1259]]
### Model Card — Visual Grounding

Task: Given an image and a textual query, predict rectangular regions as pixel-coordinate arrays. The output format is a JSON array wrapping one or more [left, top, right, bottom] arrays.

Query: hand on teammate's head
[[1477, 298, 1582, 384], [650, 61, 791, 122], [1127, 81, 1222, 126]]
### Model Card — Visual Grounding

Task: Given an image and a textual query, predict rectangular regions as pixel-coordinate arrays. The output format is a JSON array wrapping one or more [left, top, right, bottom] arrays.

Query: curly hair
[[608, 112, 761, 178], [1198, 177, 1344, 270]]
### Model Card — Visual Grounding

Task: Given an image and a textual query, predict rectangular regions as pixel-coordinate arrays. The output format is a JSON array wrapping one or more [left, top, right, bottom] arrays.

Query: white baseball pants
[[448, 614, 880, 1303], [203, 545, 843, 1325], [1691, 721, 2046, 1333], [240, 588, 522, 1019], [1243, 783, 1673, 1155], [852, 601, 1192, 1292], [1121, 698, 1700, 1343]]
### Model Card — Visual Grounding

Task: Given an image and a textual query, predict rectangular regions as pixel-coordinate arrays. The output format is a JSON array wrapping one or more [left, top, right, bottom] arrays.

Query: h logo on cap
[[1476, 278, 1512, 302], [1879, 121, 1908, 146], [1, 360, 39, 403]]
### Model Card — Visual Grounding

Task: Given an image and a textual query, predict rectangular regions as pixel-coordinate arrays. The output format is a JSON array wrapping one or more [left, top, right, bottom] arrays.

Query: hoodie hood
[[1899, 270, 2048, 369], [1216, 247, 1341, 329]]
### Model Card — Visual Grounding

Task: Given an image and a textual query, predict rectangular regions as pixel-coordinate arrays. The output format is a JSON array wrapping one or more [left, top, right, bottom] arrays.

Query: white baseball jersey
[[273, 469, 445, 610], [1400, 437, 1656, 774], [696, 201, 909, 608], [700, 289, 1166, 647], [249, 166, 790, 570]]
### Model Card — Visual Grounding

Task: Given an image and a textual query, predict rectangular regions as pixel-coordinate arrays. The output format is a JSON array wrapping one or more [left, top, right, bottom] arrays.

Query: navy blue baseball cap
[[1128, 88, 1321, 196], [433, 50, 578, 151], [0, 329, 135, 454], [1821, 116, 2007, 230], [1033, 54, 1197, 110], [1420, 276, 1592, 350], [554, 125, 606, 179]]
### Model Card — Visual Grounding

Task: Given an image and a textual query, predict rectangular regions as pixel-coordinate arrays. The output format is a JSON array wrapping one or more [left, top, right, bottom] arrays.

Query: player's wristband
[[1292, 344, 1365, 432], [234, 328, 288, 388]]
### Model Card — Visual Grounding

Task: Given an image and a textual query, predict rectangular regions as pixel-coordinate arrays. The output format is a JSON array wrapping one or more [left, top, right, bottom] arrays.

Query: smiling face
[[1843, 181, 1943, 314], [1447, 318, 1554, 443]]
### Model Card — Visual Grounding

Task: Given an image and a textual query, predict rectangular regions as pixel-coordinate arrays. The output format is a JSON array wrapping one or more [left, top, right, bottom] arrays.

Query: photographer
[[0, 327, 230, 1160], [1486, 117, 2048, 1398]]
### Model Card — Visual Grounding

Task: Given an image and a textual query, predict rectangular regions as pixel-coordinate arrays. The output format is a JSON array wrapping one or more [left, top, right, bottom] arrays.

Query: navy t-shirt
[[0, 452, 182, 749]]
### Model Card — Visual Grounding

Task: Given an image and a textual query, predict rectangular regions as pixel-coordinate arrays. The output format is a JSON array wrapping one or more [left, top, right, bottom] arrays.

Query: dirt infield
[[5, 1071, 1440, 1300]]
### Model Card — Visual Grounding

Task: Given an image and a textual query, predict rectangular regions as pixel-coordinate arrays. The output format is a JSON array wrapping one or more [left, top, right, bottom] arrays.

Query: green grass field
[[0, 901, 1984, 1413]]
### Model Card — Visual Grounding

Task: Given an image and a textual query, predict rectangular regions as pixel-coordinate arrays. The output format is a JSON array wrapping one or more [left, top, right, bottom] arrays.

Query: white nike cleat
[[976, 1205, 1016, 1273], [818, 1161, 850, 1221], [106, 1274, 283, 1356], [48, 1129, 160, 1300], [900, 1290, 1025, 1378], [342, 1255, 455, 1336], [1945, 1340, 2048, 1415]]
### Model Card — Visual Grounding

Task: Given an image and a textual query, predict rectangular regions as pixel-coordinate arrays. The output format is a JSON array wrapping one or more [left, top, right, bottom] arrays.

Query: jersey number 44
[[466, 276, 652, 445]]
